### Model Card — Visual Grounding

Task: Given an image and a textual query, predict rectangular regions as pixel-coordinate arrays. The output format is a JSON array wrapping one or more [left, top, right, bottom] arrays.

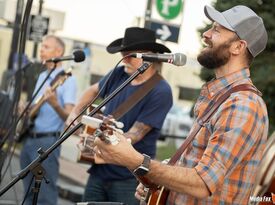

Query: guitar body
[[77, 124, 97, 164], [16, 113, 35, 142], [250, 133, 275, 205], [147, 187, 169, 205], [258, 178, 275, 205], [78, 113, 123, 164], [16, 69, 72, 142], [77, 106, 102, 164]]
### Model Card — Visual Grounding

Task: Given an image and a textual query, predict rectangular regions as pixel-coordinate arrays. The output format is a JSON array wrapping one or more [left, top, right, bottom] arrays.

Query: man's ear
[[231, 40, 247, 56]]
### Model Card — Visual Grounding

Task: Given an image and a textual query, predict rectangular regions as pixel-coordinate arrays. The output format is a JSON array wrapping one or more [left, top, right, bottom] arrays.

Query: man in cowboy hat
[[66, 27, 173, 204], [92, 5, 269, 205]]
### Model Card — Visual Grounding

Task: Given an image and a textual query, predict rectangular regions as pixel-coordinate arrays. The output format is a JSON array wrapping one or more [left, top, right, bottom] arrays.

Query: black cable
[[21, 175, 34, 205], [0, 63, 46, 148], [0, 65, 55, 182], [0, 0, 34, 147], [0, 0, 34, 184]]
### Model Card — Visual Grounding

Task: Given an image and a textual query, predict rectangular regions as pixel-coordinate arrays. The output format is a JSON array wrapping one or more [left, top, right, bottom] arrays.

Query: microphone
[[44, 50, 86, 64], [130, 53, 186, 66]]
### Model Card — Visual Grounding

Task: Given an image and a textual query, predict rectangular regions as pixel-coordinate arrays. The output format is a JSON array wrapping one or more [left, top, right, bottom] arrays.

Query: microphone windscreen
[[174, 53, 187, 66], [73, 50, 86, 62]]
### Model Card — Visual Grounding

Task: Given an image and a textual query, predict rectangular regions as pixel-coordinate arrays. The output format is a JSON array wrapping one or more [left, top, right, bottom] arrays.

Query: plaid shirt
[[167, 69, 268, 205]]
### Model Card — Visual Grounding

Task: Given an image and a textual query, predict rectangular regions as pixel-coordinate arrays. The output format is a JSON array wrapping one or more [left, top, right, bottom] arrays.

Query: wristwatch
[[133, 154, 151, 176]]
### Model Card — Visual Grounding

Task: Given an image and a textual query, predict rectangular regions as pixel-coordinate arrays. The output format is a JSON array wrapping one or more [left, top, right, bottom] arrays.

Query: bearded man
[[93, 5, 269, 205]]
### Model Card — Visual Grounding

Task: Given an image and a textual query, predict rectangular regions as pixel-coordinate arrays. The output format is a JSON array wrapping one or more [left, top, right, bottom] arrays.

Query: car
[[160, 104, 194, 148]]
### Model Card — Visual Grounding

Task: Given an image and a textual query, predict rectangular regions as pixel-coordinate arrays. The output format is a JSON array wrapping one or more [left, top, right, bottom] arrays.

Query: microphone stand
[[0, 62, 152, 204]]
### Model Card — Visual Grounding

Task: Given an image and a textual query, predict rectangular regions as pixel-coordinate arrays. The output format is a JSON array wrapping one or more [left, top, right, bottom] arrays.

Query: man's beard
[[197, 40, 232, 70], [123, 63, 136, 74]]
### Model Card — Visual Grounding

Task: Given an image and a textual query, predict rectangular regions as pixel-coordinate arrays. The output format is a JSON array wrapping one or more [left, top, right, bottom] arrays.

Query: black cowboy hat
[[106, 27, 171, 54]]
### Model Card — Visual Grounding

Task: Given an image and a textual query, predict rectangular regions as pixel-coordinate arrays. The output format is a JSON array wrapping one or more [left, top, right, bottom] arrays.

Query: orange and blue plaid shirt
[[168, 69, 268, 205]]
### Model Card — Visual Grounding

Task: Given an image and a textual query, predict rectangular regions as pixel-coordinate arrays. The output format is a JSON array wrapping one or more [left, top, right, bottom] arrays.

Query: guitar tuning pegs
[[107, 117, 124, 129], [114, 121, 124, 129], [64, 67, 73, 74]]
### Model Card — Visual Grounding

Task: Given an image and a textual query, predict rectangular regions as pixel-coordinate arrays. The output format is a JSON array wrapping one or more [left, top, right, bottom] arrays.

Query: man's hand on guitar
[[135, 183, 147, 201], [44, 87, 59, 108], [65, 110, 83, 134], [94, 130, 143, 169]]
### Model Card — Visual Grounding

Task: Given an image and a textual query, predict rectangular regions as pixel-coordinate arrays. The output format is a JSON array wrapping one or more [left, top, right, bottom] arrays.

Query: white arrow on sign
[[156, 25, 171, 41]]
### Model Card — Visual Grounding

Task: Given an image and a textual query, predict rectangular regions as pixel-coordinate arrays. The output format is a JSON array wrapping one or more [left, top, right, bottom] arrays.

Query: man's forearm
[[124, 121, 152, 144], [145, 160, 210, 199], [128, 152, 210, 199]]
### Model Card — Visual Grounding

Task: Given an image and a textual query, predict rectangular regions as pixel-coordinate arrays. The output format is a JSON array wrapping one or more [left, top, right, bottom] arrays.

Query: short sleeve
[[137, 81, 173, 129], [62, 76, 77, 105]]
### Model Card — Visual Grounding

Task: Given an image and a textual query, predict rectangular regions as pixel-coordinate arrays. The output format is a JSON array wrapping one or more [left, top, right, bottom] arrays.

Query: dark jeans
[[20, 136, 60, 205], [83, 175, 139, 205]]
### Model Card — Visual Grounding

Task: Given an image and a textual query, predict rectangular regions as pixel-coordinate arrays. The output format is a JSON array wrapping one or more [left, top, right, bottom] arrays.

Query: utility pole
[[7, 0, 24, 70], [32, 0, 44, 59], [144, 0, 152, 28]]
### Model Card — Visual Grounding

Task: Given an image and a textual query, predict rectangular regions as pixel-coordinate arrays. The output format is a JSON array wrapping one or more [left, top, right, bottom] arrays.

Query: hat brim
[[204, 6, 234, 31], [106, 38, 171, 54]]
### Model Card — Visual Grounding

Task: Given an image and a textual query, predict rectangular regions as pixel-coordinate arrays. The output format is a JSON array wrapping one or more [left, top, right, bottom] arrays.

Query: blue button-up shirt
[[32, 67, 77, 132]]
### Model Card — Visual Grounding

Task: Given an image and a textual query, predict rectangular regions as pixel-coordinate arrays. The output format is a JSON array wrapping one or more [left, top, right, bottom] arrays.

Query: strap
[[111, 73, 163, 119], [167, 84, 260, 166]]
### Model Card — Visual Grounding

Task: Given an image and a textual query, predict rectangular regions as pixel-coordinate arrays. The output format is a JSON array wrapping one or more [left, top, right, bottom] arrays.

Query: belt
[[29, 132, 61, 138]]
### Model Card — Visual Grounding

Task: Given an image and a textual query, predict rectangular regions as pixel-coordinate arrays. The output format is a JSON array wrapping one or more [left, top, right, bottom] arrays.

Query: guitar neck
[[29, 75, 69, 118]]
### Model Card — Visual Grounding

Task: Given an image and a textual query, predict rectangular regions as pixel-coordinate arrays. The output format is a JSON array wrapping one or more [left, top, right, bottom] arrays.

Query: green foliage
[[197, 0, 275, 134], [156, 141, 177, 160]]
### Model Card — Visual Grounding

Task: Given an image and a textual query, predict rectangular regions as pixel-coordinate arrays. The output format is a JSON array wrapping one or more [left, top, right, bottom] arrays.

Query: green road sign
[[156, 0, 183, 20]]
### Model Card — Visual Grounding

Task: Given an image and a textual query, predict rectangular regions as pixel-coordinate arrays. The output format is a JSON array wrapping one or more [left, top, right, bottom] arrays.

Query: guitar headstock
[[49, 68, 72, 89], [64, 67, 73, 76]]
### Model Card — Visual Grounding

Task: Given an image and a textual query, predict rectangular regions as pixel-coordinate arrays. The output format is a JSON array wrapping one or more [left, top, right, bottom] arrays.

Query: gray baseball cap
[[204, 5, 268, 57]]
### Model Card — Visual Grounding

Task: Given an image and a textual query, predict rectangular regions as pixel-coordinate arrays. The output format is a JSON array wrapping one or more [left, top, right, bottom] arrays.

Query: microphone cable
[[0, 63, 49, 182]]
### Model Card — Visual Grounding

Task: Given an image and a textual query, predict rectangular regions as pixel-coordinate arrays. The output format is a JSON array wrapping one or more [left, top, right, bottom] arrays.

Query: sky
[[43, 0, 213, 57]]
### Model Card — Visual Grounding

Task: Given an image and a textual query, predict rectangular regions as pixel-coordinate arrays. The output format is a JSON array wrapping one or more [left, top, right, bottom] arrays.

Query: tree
[[198, 0, 275, 134]]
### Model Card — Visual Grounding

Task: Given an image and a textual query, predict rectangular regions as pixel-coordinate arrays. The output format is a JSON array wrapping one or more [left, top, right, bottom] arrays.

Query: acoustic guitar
[[250, 133, 275, 205], [77, 114, 124, 164], [137, 165, 169, 205], [79, 115, 168, 204], [141, 186, 169, 205], [16, 68, 72, 142]]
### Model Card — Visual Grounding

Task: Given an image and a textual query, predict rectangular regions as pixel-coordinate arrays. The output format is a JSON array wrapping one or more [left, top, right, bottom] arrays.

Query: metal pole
[[32, 0, 44, 59], [144, 0, 152, 28], [7, 0, 24, 70]]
